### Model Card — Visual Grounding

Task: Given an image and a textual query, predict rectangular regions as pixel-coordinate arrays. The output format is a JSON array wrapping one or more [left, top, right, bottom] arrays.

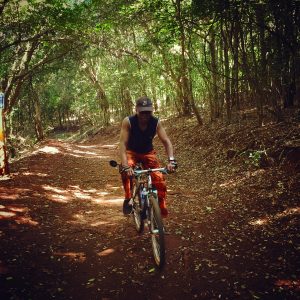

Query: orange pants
[[121, 150, 167, 211]]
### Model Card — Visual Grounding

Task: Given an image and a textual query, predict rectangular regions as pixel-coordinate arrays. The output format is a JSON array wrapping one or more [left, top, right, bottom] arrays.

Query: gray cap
[[136, 97, 153, 112]]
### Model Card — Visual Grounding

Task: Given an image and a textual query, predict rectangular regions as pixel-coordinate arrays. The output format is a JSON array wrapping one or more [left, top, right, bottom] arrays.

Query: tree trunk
[[30, 79, 44, 141], [221, 22, 231, 123], [176, 0, 192, 116], [209, 26, 220, 119]]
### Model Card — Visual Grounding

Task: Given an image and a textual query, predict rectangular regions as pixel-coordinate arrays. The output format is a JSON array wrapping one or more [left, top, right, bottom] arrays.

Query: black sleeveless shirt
[[127, 115, 159, 153]]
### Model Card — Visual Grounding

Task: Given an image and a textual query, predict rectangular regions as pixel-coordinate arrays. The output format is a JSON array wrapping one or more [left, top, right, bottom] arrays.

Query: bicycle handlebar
[[109, 160, 170, 175], [133, 167, 168, 176]]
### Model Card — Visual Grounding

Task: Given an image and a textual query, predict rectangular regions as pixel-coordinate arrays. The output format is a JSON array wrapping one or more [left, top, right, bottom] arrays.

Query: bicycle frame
[[132, 167, 167, 217], [109, 160, 168, 268]]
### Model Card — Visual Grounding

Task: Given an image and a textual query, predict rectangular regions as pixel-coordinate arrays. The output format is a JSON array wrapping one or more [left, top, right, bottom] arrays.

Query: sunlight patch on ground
[[42, 184, 123, 207], [249, 218, 269, 226], [0, 205, 38, 225], [105, 184, 123, 191], [0, 211, 16, 219], [67, 153, 110, 159], [73, 191, 92, 200], [6, 206, 28, 213], [77, 145, 99, 149], [220, 170, 266, 189], [68, 214, 116, 227], [22, 172, 49, 177], [90, 220, 110, 226], [97, 248, 115, 257], [72, 149, 99, 156], [43, 185, 67, 194], [275, 279, 300, 290], [92, 197, 124, 204], [274, 207, 300, 219], [0, 192, 20, 200], [220, 175, 247, 188], [73, 213, 85, 220], [0, 187, 31, 201], [100, 143, 118, 149], [50, 194, 71, 203], [42, 185, 72, 203], [35, 146, 60, 154], [15, 216, 39, 226], [69, 186, 98, 193], [97, 191, 109, 196], [54, 251, 86, 263], [249, 207, 300, 226]]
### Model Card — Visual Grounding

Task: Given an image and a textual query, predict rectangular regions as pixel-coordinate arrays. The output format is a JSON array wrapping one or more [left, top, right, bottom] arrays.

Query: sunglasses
[[139, 111, 152, 115]]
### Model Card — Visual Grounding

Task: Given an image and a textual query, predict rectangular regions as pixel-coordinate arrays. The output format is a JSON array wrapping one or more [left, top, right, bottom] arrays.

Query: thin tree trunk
[[30, 79, 44, 141]]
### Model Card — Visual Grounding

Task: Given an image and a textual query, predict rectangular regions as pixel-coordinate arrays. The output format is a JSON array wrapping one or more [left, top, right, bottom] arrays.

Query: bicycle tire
[[132, 182, 144, 233], [149, 193, 165, 268]]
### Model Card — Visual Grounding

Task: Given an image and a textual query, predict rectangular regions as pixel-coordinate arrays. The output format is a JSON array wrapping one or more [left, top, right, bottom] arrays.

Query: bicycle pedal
[[163, 227, 171, 235]]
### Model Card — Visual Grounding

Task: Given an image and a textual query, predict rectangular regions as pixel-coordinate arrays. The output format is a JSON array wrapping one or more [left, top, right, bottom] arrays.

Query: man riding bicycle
[[119, 96, 177, 217]]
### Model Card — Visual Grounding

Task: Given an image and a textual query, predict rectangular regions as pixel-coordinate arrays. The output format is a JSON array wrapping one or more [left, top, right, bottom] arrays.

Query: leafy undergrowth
[[158, 115, 300, 298]]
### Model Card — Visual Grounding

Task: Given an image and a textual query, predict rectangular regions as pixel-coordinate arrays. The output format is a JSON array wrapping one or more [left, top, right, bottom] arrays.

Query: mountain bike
[[109, 160, 168, 269]]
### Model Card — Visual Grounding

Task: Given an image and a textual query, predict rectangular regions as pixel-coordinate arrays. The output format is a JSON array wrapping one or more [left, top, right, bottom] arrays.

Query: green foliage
[[241, 150, 267, 167], [1, 0, 299, 140]]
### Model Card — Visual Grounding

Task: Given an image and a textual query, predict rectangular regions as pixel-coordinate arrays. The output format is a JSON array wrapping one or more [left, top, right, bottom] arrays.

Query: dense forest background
[[1, 0, 299, 146]]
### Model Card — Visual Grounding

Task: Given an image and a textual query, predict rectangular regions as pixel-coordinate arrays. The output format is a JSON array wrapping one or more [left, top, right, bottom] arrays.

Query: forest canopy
[[0, 0, 299, 141]]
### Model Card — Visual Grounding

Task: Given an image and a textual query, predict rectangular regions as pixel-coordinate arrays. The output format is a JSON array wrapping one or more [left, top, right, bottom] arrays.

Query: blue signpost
[[0, 92, 4, 109]]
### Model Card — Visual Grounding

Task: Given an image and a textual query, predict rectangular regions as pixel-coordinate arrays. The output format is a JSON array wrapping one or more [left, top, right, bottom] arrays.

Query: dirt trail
[[0, 139, 189, 300], [0, 131, 299, 299]]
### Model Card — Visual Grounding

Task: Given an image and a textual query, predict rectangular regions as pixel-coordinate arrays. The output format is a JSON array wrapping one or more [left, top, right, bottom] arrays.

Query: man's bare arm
[[156, 121, 174, 159], [119, 118, 130, 166]]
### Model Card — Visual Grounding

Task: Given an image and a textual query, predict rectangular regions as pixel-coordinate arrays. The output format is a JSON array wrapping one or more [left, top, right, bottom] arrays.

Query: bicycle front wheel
[[132, 183, 144, 233], [149, 193, 165, 268]]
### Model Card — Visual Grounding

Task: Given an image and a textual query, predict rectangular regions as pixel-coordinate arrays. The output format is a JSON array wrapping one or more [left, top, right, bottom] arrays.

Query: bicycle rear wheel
[[132, 183, 144, 233], [149, 193, 165, 268]]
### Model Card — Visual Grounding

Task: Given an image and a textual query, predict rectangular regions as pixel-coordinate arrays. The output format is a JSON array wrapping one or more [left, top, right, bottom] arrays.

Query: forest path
[[0, 132, 299, 299], [0, 138, 195, 300]]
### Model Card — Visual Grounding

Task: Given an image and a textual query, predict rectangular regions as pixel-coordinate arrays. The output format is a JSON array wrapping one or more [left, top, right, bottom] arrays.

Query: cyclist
[[119, 96, 177, 217]]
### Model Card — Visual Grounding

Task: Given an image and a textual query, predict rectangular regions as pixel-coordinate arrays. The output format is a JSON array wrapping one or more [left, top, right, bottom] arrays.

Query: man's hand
[[120, 165, 134, 176], [167, 160, 177, 173]]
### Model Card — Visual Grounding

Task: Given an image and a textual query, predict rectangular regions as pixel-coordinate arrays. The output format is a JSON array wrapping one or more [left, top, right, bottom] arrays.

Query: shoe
[[123, 199, 132, 215], [163, 225, 171, 235]]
